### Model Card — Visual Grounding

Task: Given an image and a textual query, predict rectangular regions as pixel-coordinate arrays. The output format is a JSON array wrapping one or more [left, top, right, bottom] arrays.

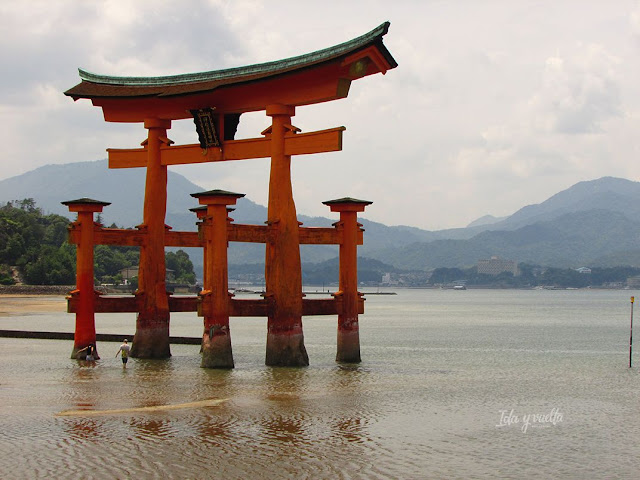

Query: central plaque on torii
[[65, 22, 397, 366]]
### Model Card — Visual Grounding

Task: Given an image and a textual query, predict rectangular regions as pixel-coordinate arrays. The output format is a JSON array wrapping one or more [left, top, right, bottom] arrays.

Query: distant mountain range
[[2, 160, 640, 269], [363, 176, 640, 269], [0, 160, 434, 267]]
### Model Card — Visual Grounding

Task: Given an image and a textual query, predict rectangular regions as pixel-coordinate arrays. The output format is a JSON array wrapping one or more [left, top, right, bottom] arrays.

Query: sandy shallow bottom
[[0, 295, 67, 316]]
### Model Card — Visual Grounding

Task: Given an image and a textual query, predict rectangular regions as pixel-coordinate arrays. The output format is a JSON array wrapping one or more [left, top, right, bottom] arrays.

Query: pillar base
[[130, 322, 171, 358], [265, 331, 309, 367], [201, 331, 234, 369], [336, 328, 361, 363]]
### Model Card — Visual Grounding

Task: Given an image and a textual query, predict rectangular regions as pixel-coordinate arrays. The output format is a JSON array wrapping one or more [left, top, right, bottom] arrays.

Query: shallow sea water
[[1, 289, 639, 479]]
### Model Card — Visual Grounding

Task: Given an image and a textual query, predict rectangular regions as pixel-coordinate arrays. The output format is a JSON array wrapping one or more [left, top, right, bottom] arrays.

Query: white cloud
[[2, 1, 640, 230], [631, 1, 640, 37], [529, 45, 622, 135]]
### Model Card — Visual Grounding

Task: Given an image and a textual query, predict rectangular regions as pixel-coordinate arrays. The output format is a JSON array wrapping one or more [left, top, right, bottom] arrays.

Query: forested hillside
[[0, 199, 195, 286], [0, 199, 74, 285]]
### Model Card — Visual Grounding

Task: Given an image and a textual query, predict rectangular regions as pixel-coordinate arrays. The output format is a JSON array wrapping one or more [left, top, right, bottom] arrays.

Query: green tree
[[92, 243, 140, 284], [0, 200, 198, 287], [0, 200, 77, 285], [23, 244, 76, 285], [166, 250, 196, 284], [0, 264, 14, 285]]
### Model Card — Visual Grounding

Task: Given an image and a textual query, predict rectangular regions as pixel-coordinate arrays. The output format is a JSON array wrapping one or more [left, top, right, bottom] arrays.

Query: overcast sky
[[2, 0, 640, 230]]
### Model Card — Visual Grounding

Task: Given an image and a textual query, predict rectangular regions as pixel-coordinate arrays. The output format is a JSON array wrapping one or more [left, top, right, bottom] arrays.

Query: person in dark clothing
[[76, 344, 96, 364]]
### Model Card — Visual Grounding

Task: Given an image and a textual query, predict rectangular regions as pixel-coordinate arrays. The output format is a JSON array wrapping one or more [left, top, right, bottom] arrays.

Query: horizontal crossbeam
[[108, 127, 345, 169], [67, 294, 364, 317], [67, 224, 362, 247]]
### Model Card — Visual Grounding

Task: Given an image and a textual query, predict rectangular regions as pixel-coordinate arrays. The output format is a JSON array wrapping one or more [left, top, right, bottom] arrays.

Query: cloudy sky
[[2, 0, 640, 230]]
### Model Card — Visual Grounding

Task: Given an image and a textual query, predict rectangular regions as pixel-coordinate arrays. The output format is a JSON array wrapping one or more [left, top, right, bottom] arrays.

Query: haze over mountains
[[2, 160, 640, 270]]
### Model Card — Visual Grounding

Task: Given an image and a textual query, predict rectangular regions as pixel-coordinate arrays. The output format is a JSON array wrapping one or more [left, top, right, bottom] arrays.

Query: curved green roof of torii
[[65, 22, 397, 100], [64, 22, 398, 123], [84, 22, 394, 86]]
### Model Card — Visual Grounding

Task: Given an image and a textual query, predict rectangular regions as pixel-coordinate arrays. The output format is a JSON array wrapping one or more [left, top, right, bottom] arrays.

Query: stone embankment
[[0, 285, 73, 295]]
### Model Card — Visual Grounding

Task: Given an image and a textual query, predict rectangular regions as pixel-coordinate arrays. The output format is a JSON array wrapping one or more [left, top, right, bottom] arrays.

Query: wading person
[[115, 339, 131, 367], [76, 344, 96, 365]]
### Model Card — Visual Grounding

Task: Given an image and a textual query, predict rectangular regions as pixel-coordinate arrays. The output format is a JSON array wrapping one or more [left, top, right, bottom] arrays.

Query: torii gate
[[64, 22, 397, 367]]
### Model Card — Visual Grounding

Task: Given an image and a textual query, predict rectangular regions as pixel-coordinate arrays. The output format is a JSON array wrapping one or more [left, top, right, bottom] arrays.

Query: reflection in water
[[130, 417, 176, 439], [263, 367, 311, 396], [127, 358, 187, 412], [333, 416, 368, 444], [191, 369, 237, 442], [11, 336, 392, 477], [134, 357, 177, 375], [326, 365, 376, 447], [190, 368, 235, 402], [64, 417, 104, 441], [65, 362, 107, 413], [197, 415, 233, 441], [254, 368, 314, 445], [262, 414, 307, 443]]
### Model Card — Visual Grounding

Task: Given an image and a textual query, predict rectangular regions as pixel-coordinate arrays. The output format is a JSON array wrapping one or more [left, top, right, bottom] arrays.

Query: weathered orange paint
[[68, 294, 363, 317], [63, 25, 396, 366], [325, 200, 371, 363], [70, 227, 202, 248], [69, 223, 349, 248], [90, 228, 143, 246], [264, 105, 309, 366], [90, 63, 356, 122], [194, 191, 243, 368], [69, 294, 136, 313], [68, 294, 200, 314], [64, 197, 368, 333], [131, 118, 172, 358], [64, 201, 107, 360], [108, 127, 345, 169]]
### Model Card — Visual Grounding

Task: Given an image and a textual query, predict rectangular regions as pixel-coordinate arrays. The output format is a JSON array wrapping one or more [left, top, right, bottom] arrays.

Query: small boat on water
[[452, 285, 467, 290]]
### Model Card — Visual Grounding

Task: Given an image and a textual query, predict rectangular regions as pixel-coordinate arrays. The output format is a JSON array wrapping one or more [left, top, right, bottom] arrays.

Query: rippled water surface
[[1, 289, 639, 479]]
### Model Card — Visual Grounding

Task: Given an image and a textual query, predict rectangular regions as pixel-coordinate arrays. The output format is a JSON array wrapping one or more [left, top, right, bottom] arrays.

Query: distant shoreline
[[0, 285, 72, 296], [1, 284, 634, 296]]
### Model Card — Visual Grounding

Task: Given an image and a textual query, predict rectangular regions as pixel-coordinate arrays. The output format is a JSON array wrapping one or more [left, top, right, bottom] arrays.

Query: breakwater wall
[[0, 285, 73, 295], [0, 330, 201, 345]]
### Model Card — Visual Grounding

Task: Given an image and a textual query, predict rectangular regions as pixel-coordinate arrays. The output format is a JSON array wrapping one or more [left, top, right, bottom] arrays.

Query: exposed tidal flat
[[1, 289, 639, 479]]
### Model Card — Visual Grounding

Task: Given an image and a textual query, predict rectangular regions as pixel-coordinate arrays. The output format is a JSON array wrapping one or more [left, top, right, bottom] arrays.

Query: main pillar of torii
[[64, 22, 397, 365]]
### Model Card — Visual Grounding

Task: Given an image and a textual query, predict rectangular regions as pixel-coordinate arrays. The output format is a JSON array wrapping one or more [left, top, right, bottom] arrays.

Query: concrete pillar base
[[201, 332, 234, 368], [265, 332, 309, 367], [131, 323, 171, 358], [336, 329, 361, 363]]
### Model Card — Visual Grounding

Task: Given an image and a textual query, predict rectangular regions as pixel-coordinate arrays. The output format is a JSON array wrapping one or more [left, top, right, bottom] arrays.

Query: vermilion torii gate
[[64, 22, 397, 367]]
